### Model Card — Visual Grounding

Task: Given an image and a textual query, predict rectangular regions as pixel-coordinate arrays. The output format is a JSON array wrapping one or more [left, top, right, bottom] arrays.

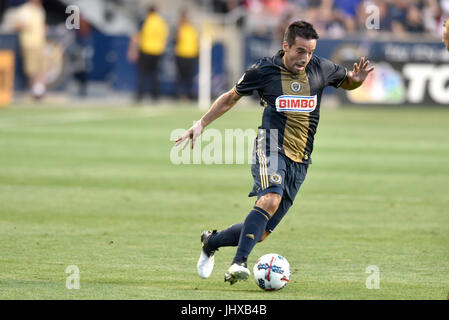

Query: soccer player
[[443, 19, 449, 51], [175, 21, 374, 285]]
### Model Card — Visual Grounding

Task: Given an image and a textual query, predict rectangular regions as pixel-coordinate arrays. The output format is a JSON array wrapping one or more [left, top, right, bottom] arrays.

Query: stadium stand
[[0, 0, 448, 105]]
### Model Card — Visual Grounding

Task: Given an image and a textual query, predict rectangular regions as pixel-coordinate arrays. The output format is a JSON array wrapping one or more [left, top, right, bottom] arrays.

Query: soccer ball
[[253, 253, 291, 291]]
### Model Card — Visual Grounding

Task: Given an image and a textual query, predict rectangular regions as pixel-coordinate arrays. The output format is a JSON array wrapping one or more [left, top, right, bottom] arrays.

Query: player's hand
[[175, 120, 204, 150], [350, 57, 375, 83]]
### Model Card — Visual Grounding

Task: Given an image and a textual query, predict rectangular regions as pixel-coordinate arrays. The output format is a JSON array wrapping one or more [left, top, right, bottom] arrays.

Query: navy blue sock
[[233, 206, 271, 265], [208, 223, 243, 251]]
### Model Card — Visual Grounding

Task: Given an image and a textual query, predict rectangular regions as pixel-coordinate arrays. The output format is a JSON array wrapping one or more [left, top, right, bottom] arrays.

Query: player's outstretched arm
[[340, 57, 375, 90], [175, 88, 242, 150]]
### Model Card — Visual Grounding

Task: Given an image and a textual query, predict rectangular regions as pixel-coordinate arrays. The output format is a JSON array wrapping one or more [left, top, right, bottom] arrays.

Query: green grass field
[[0, 102, 448, 299]]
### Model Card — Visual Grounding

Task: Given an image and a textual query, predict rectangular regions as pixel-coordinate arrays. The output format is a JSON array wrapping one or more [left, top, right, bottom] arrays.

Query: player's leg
[[197, 223, 242, 279], [264, 160, 309, 235], [201, 190, 280, 256], [204, 223, 242, 251], [197, 130, 287, 281], [224, 133, 287, 284], [200, 161, 307, 280], [198, 156, 284, 280], [229, 132, 286, 264], [203, 192, 278, 252], [135, 52, 149, 102], [203, 195, 287, 264], [259, 230, 270, 242], [206, 191, 281, 248], [225, 159, 309, 284], [198, 194, 284, 280], [197, 148, 277, 279], [223, 192, 281, 284], [148, 54, 160, 100], [231, 192, 281, 262], [254, 195, 295, 243]]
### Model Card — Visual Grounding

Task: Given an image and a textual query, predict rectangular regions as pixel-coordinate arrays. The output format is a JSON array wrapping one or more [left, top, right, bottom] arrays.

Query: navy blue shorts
[[248, 131, 308, 232]]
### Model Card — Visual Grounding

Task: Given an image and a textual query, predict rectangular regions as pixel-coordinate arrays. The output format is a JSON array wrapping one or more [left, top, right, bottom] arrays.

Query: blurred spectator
[[127, 33, 139, 64], [443, 18, 449, 50], [196, 0, 449, 39], [72, 15, 93, 97], [13, 0, 47, 100], [213, 0, 243, 13], [405, 4, 425, 33], [174, 9, 199, 101], [274, 12, 294, 46], [264, 0, 288, 16], [244, 0, 282, 36], [231, 0, 447, 38], [442, 0, 449, 22], [132, 5, 169, 102], [422, 0, 444, 35], [296, 0, 333, 36], [0, 2, 5, 23], [387, 0, 410, 35], [333, 0, 361, 34]]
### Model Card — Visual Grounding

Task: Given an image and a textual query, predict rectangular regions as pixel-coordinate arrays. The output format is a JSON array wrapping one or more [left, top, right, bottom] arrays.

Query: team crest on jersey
[[275, 95, 318, 112], [290, 81, 301, 92], [269, 173, 282, 185]]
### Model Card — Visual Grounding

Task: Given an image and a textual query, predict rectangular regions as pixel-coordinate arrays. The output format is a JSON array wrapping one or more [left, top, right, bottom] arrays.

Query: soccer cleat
[[197, 230, 217, 279], [224, 263, 250, 285]]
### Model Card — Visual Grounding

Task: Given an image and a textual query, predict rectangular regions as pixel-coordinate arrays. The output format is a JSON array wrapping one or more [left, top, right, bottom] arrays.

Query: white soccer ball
[[253, 253, 291, 291]]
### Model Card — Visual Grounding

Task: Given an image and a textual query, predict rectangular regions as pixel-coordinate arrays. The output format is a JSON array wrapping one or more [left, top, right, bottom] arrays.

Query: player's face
[[282, 36, 317, 74]]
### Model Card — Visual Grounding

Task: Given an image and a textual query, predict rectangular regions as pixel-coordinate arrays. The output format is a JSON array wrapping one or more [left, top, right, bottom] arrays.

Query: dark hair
[[148, 5, 157, 15], [284, 21, 319, 46]]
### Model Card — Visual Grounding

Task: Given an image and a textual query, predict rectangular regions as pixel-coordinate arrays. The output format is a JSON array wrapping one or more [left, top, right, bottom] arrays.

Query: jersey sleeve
[[234, 63, 264, 96], [319, 57, 347, 88]]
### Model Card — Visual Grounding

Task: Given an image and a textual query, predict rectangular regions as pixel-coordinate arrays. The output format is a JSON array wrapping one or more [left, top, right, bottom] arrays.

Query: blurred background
[[0, 0, 448, 107]]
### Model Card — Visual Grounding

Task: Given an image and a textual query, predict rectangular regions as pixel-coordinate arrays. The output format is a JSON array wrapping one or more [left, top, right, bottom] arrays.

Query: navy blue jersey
[[234, 50, 347, 163]]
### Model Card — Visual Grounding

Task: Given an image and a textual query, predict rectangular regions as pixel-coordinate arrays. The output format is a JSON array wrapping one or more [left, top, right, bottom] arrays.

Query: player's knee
[[256, 192, 281, 216]]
